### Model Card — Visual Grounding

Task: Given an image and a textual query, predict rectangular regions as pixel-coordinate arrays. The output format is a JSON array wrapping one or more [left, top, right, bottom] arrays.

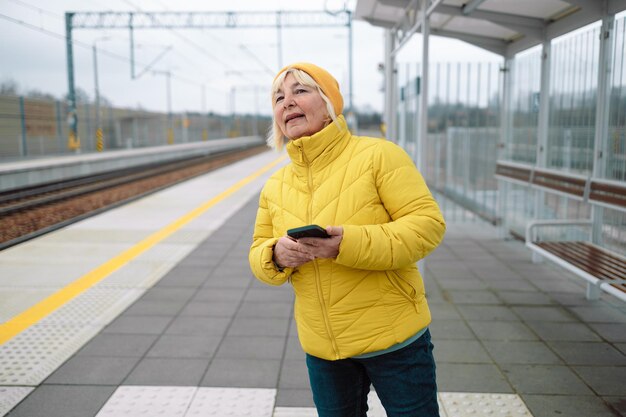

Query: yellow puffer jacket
[[249, 116, 446, 360]]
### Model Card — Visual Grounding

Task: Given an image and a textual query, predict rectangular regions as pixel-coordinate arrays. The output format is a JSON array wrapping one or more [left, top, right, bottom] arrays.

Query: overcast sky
[[0, 0, 503, 115]]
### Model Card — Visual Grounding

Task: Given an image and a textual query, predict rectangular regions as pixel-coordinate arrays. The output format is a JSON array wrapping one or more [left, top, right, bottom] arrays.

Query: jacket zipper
[[303, 151, 341, 359]]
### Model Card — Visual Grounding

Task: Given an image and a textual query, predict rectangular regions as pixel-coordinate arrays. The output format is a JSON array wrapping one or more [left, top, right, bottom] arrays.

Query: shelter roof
[[355, 0, 626, 57]]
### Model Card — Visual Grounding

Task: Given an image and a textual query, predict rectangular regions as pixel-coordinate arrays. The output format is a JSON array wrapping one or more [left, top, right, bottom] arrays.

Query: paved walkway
[[3, 191, 626, 416]]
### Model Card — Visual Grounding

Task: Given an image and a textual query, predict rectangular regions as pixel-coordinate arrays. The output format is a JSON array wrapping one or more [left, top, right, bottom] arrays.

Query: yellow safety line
[[0, 154, 286, 345]]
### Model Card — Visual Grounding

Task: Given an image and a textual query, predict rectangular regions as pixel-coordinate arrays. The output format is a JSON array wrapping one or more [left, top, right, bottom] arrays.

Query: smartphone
[[287, 224, 330, 239]]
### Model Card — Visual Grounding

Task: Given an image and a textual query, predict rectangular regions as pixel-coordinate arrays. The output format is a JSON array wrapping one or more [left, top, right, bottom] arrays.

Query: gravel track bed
[[0, 146, 267, 247]]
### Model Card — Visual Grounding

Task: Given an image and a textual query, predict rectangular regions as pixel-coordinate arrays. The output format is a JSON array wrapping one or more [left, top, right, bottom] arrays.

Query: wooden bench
[[496, 161, 626, 302], [525, 220, 626, 301]]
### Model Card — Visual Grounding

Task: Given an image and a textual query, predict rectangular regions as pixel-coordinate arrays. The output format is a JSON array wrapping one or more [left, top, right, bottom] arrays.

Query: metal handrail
[[525, 219, 593, 245]]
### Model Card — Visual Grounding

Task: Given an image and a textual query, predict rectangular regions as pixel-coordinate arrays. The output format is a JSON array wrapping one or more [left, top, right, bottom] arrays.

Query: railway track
[[0, 144, 267, 250]]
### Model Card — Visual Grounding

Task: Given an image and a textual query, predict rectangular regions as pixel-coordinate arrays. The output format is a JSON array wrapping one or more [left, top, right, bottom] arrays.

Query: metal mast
[[64, 10, 353, 149]]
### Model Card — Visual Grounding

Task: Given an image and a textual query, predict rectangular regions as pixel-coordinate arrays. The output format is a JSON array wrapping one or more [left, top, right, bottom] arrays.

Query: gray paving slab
[[226, 316, 290, 337], [430, 277, 488, 290], [482, 341, 563, 365], [236, 301, 294, 318], [275, 388, 315, 408], [192, 287, 245, 302], [6, 385, 116, 417], [428, 319, 477, 340], [146, 334, 221, 358], [587, 322, 626, 342], [444, 290, 502, 304], [45, 356, 139, 385], [215, 336, 286, 360], [436, 363, 513, 393], [525, 322, 603, 342], [139, 287, 197, 302], [573, 366, 626, 395], [466, 320, 538, 341], [102, 315, 174, 334], [154, 266, 210, 287], [496, 290, 556, 305], [164, 316, 231, 336], [201, 358, 281, 388], [480, 278, 538, 292], [456, 304, 521, 321], [546, 341, 626, 365], [522, 394, 620, 417], [427, 301, 463, 320], [567, 305, 626, 323], [179, 300, 240, 317], [122, 299, 187, 316], [75, 333, 158, 357], [500, 364, 594, 395], [284, 336, 307, 361], [604, 396, 626, 416], [510, 306, 577, 322], [202, 275, 252, 288], [244, 287, 295, 303], [278, 359, 311, 390], [124, 358, 208, 386], [433, 340, 492, 363]]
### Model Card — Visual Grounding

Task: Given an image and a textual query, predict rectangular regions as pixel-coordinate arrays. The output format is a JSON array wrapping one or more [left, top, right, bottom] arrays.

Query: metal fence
[[396, 15, 626, 255], [397, 61, 501, 223], [500, 17, 626, 254], [0, 95, 270, 160]]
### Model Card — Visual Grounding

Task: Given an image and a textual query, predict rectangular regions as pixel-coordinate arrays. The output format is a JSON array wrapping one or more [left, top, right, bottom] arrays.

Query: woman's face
[[273, 73, 329, 140]]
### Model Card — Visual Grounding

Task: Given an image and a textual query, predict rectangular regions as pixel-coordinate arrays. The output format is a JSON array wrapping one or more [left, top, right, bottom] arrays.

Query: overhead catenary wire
[[4, 0, 229, 91], [6, 0, 59, 19], [122, 0, 270, 85], [121, 0, 255, 83], [0, 12, 221, 92]]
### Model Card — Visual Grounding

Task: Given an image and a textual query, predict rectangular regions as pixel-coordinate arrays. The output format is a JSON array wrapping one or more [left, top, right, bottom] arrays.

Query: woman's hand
[[298, 226, 343, 259], [273, 236, 315, 269]]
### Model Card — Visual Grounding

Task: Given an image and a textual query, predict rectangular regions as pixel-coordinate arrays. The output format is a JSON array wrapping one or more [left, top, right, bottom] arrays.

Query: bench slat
[[538, 242, 626, 278], [538, 242, 626, 293], [555, 242, 626, 277]]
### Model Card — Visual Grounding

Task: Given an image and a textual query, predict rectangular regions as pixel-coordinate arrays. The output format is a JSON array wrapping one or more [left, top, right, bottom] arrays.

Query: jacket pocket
[[386, 271, 420, 312]]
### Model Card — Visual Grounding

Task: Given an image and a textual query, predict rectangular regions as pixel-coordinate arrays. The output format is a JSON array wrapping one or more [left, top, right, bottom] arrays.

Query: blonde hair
[[267, 69, 338, 150]]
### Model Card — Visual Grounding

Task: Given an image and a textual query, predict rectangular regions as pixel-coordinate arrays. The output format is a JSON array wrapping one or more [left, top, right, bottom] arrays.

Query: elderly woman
[[249, 62, 446, 417]]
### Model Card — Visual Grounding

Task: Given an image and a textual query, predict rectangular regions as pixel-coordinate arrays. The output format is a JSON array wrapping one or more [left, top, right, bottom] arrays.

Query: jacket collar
[[285, 115, 350, 167]]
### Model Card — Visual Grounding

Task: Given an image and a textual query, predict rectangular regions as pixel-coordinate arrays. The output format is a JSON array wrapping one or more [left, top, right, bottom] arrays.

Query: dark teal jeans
[[305, 329, 439, 417]]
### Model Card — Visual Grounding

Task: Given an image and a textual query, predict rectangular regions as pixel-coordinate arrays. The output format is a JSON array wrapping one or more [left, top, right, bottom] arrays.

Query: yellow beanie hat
[[274, 62, 344, 116]]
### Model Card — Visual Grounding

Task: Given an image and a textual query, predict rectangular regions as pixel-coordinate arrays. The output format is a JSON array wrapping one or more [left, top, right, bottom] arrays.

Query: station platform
[[0, 136, 263, 192], [0, 150, 624, 417]]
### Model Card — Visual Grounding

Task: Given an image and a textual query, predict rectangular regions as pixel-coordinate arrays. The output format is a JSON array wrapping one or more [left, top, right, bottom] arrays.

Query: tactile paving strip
[[0, 387, 34, 416], [186, 387, 276, 416], [95, 386, 197, 416], [95, 387, 276, 417], [0, 323, 102, 385], [273, 392, 533, 417], [39, 287, 144, 325], [273, 408, 317, 417], [440, 392, 533, 417], [0, 286, 143, 386]]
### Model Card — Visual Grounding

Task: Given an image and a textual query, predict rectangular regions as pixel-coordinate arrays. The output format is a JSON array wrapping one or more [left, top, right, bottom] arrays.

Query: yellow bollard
[[202, 129, 208, 141], [96, 128, 104, 152], [167, 128, 174, 145], [68, 131, 81, 151]]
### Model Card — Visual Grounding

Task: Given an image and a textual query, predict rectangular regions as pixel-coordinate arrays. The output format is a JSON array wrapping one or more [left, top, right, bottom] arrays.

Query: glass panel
[[607, 15, 626, 181], [510, 46, 541, 164], [547, 24, 600, 174]]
